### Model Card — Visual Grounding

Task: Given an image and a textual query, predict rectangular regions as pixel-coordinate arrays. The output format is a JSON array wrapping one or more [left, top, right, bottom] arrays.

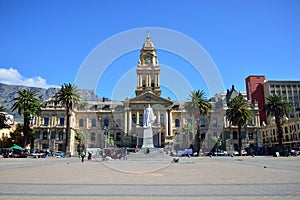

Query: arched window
[[43, 131, 48, 139], [160, 114, 164, 126], [175, 119, 180, 127], [104, 119, 109, 127], [187, 119, 192, 125], [284, 126, 288, 133], [139, 114, 143, 126], [91, 119, 96, 127], [59, 131, 64, 140], [79, 119, 84, 127], [91, 132, 96, 141], [132, 114, 136, 125], [175, 132, 180, 140], [200, 119, 205, 127]]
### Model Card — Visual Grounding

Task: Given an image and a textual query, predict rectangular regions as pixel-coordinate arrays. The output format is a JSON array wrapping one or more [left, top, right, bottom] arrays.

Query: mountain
[[0, 83, 101, 121]]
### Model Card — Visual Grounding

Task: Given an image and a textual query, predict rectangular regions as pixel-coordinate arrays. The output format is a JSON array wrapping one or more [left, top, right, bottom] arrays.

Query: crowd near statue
[[143, 104, 156, 128]]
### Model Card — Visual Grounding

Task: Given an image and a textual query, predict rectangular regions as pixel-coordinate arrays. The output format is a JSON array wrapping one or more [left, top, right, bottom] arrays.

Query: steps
[[127, 149, 172, 162]]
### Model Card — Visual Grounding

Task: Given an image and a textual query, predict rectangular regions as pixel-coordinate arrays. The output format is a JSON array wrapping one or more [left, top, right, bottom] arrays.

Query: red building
[[245, 75, 266, 125]]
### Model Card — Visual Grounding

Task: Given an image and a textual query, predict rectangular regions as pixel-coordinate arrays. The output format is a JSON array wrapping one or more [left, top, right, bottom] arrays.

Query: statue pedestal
[[142, 127, 154, 149]]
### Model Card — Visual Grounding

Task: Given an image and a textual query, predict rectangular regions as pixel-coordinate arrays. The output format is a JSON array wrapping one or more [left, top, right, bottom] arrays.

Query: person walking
[[81, 150, 86, 162]]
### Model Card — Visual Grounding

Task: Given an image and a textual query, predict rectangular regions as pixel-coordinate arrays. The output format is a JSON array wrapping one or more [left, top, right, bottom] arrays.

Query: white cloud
[[0, 67, 59, 89]]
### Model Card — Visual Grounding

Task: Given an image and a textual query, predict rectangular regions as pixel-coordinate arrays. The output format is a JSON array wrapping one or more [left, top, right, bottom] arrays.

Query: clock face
[[145, 57, 151, 63]]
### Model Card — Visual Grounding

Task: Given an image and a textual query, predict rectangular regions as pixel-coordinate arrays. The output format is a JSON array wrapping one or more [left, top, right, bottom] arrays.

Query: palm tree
[[57, 83, 81, 154], [226, 94, 253, 155], [0, 105, 5, 112], [11, 90, 41, 147], [0, 105, 7, 129], [185, 90, 210, 155], [265, 94, 291, 147]]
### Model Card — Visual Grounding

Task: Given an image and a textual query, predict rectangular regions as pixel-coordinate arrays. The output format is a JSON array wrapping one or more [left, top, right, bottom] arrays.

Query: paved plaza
[[0, 155, 300, 199]]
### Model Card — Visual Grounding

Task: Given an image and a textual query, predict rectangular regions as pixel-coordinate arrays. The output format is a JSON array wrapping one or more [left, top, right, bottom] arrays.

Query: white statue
[[143, 104, 156, 128]]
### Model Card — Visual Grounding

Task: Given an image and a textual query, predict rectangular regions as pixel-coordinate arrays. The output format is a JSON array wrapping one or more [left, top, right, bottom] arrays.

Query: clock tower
[[135, 33, 161, 96]]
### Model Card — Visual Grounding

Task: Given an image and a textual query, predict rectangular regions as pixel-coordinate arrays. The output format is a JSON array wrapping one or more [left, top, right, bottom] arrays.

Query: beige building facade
[[35, 35, 265, 156]]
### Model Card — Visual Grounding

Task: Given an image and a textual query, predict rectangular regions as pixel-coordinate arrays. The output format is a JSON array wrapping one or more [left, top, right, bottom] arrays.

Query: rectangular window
[[91, 119, 96, 127], [59, 118, 64, 126], [212, 119, 217, 127], [248, 132, 253, 140], [200, 119, 205, 127], [79, 119, 84, 127], [44, 118, 49, 126]]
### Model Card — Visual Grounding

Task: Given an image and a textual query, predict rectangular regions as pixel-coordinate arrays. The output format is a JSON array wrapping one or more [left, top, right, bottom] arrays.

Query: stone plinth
[[142, 127, 154, 148]]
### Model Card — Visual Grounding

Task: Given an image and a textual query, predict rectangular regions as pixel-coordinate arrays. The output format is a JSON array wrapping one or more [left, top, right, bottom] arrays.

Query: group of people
[[80, 147, 130, 162], [80, 150, 92, 162]]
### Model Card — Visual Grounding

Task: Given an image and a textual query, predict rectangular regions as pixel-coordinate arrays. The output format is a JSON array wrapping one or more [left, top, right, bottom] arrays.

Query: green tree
[[0, 105, 7, 129], [9, 123, 25, 146], [265, 94, 291, 147], [57, 83, 81, 154], [11, 90, 41, 147], [105, 136, 115, 147], [182, 122, 194, 148], [75, 130, 86, 155], [226, 94, 253, 155], [211, 136, 222, 153], [185, 90, 211, 155]]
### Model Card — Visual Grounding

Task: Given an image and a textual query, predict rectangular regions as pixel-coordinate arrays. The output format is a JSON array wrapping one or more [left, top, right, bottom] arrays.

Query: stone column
[[136, 111, 139, 126], [128, 110, 132, 132], [149, 74, 151, 87], [86, 117, 89, 129], [169, 111, 173, 136], [140, 75, 143, 88], [157, 111, 160, 125], [124, 109, 128, 134], [146, 75, 149, 87], [165, 110, 169, 136]]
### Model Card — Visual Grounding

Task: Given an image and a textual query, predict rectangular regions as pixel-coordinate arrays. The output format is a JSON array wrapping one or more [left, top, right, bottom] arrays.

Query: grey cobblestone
[[0, 156, 299, 199]]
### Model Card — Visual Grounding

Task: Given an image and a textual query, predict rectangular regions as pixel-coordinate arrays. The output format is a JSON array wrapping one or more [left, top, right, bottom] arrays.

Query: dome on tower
[[142, 33, 155, 50]]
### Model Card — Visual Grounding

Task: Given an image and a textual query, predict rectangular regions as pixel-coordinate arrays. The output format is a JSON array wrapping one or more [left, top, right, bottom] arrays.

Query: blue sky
[[0, 0, 299, 101]]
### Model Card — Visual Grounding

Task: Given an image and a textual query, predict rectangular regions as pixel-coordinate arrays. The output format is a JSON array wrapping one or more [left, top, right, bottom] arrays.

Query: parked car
[[268, 147, 289, 157], [232, 150, 247, 156], [177, 149, 193, 157], [213, 150, 228, 156], [55, 151, 65, 158], [291, 146, 300, 156]]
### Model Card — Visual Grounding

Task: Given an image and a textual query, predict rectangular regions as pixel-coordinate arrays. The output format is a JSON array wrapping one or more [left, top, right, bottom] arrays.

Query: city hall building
[[35, 35, 263, 156]]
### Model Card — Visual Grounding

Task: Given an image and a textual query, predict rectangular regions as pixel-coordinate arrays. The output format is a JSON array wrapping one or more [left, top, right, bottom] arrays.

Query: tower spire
[[136, 33, 161, 96]]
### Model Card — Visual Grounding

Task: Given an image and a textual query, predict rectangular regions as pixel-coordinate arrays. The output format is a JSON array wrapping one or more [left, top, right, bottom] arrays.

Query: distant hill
[[0, 83, 101, 122]]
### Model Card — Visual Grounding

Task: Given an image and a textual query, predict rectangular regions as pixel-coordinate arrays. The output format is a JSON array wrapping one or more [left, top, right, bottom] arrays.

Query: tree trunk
[[276, 117, 283, 147], [238, 126, 242, 156], [65, 107, 70, 154], [23, 116, 30, 148], [194, 123, 201, 156]]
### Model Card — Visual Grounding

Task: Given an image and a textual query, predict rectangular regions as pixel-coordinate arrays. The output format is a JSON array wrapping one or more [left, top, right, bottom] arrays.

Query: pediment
[[129, 91, 173, 107]]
